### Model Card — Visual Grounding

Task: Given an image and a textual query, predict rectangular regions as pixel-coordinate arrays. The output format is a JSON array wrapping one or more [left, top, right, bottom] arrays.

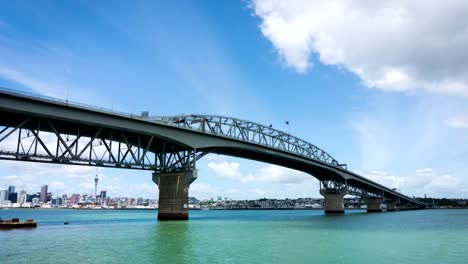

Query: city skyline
[[1, 1, 468, 200]]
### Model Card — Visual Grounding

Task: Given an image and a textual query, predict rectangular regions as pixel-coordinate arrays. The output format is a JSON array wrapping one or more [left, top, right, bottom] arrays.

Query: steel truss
[[346, 181, 382, 199], [320, 180, 347, 193], [147, 115, 348, 170], [320, 180, 388, 199], [0, 117, 203, 171]]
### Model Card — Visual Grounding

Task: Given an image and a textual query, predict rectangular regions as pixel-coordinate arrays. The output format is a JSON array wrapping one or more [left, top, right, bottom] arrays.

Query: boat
[[0, 218, 37, 229]]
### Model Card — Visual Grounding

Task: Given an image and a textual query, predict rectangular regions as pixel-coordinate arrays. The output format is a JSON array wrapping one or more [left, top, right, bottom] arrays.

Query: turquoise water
[[1, 209, 467, 263]]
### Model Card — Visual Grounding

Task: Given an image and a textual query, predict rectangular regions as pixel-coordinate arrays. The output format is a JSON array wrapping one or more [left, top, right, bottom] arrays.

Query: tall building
[[32, 197, 40, 206], [100, 190, 107, 205], [70, 194, 81, 204], [27, 193, 39, 202], [20, 193, 27, 204], [17, 190, 27, 204], [40, 185, 48, 203], [0, 190, 7, 202], [8, 192, 18, 203], [8, 185, 15, 194]]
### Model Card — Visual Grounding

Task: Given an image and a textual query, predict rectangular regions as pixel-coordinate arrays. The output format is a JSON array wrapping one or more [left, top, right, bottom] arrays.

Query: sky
[[1, 0, 468, 200]]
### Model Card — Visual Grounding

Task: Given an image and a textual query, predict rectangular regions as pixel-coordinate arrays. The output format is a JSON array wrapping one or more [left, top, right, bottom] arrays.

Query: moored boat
[[0, 218, 37, 229]]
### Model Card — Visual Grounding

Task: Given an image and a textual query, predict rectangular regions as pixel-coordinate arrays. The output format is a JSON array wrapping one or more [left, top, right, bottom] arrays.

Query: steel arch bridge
[[0, 88, 426, 211]]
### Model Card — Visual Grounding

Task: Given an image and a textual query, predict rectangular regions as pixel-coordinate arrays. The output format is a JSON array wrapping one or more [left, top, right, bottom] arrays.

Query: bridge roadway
[[0, 88, 426, 219]]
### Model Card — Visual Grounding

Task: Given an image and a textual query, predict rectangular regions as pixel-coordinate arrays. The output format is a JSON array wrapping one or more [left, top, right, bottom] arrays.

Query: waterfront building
[[8, 185, 15, 195], [0, 190, 7, 202], [100, 190, 107, 205], [8, 192, 18, 203], [27, 193, 39, 202], [40, 185, 48, 203], [18, 190, 27, 204], [51, 197, 63, 206], [32, 197, 40, 206], [70, 193, 81, 204], [20, 193, 27, 204]]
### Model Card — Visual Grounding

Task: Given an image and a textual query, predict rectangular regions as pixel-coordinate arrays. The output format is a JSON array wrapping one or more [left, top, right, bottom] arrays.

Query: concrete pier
[[397, 204, 411, 211], [386, 201, 397, 211], [320, 188, 346, 214], [366, 198, 383, 212], [153, 170, 197, 220]]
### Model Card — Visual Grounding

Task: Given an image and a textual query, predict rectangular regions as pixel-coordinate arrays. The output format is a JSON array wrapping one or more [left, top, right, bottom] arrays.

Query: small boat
[[0, 218, 37, 229]]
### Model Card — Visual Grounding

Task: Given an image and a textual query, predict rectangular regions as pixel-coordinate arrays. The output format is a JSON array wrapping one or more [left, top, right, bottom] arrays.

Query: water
[[1, 209, 467, 264]]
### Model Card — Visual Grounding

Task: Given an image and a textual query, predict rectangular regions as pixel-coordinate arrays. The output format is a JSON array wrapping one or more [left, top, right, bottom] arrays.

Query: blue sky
[[1, 1, 468, 199]]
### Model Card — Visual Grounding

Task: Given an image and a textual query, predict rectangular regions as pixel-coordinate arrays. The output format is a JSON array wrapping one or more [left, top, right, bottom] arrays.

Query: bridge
[[0, 88, 426, 219]]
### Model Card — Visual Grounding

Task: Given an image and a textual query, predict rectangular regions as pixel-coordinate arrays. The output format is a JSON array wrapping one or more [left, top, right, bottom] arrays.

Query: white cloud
[[207, 161, 310, 184], [250, 0, 468, 95], [415, 168, 433, 174], [190, 183, 218, 198], [0, 64, 69, 98], [446, 115, 468, 129], [359, 169, 466, 198], [368, 170, 387, 176], [207, 161, 241, 181], [249, 188, 266, 196]]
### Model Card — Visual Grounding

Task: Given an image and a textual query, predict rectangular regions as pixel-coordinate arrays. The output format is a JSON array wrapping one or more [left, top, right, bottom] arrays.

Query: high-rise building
[[8, 185, 15, 194], [9, 192, 18, 203], [20, 193, 27, 204], [70, 194, 81, 204], [51, 197, 62, 206], [40, 185, 48, 203], [32, 197, 40, 206], [17, 190, 27, 204], [100, 190, 107, 205], [27, 193, 39, 202], [0, 190, 8, 202]]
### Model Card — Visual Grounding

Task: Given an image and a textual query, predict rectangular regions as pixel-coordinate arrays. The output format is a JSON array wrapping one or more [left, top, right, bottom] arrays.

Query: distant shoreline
[[1, 207, 467, 211]]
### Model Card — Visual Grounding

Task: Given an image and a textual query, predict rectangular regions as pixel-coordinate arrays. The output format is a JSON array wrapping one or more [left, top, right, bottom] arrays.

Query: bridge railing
[[146, 115, 348, 170]]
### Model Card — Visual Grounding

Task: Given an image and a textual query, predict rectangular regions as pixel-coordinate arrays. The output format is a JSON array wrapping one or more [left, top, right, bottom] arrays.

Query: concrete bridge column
[[366, 198, 383, 212], [386, 201, 397, 211], [153, 170, 197, 220], [397, 203, 409, 211], [320, 188, 346, 214]]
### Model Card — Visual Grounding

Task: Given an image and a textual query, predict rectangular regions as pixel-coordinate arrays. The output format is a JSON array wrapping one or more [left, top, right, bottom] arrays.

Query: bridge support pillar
[[320, 188, 346, 214], [366, 198, 383, 212], [153, 170, 197, 220], [386, 201, 397, 211], [397, 203, 410, 211]]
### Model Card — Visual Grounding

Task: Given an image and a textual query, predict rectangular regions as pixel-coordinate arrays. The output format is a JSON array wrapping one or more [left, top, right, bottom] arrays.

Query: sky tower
[[94, 173, 99, 198]]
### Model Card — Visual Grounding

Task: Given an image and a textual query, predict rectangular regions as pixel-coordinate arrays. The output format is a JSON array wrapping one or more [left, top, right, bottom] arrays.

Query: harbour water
[[1, 209, 467, 264]]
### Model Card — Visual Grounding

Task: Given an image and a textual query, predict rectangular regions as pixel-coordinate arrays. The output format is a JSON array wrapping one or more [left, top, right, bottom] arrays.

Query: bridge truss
[[0, 116, 203, 172], [147, 115, 348, 169]]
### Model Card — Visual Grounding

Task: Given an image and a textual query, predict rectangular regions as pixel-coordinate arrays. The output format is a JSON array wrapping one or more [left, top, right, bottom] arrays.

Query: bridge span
[[0, 88, 426, 219]]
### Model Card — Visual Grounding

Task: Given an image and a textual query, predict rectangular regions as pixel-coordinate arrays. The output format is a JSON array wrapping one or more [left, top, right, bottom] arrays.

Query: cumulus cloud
[[358, 168, 466, 198], [250, 0, 468, 95], [190, 183, 218, 197], [207, 161, 309, 184], [250, 188, 266, 196]]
